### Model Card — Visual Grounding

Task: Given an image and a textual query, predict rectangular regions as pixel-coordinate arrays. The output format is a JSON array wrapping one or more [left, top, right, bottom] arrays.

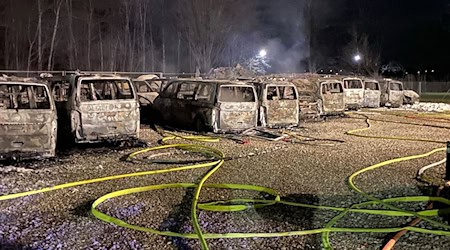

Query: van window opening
[[220, 86, 255, 102], [390, 83, 403, 91], [0, 84, 51, 109], [365, 82, 380, 90], [136, 81, 161, 93], [345, 80, 363, 89], [80, 79, 134, 101], [322, 83, 343, 94], [52, 82, 70, 102], [267, 87, 278, 100], [196, 84, 214, 101], [175, 81, 213, 101], [176, 82, 197, 100], [162, 83, 177, 97], [267, 86, 297, 100]]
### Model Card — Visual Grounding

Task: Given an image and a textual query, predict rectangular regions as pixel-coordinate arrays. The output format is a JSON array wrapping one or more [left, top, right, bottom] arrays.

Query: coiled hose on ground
[[1, 114, 450, 250]]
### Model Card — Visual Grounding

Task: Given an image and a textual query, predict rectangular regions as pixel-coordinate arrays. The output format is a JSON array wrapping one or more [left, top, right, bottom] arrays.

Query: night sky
[[260, 0, 450, 74]]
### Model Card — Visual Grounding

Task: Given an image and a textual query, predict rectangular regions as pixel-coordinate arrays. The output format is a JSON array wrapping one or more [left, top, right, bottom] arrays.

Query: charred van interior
[[219, 86, 255, 102], [0, 84, 51, 110], [80, 79, 134, 101]]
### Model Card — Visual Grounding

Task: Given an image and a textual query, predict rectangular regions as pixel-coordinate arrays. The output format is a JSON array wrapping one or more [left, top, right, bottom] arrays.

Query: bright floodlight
[[354, 54, 362, 62], [259, 49, 267, 57]]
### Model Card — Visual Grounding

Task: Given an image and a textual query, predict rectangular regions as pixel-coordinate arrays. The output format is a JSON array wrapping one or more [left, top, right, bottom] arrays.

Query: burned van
[[403, 90, 420, 105], [133, 74, 164, 107], [318, 80, 345, 116], [0, 78, 57, 160], [153, 79, 258, 133], [254, 81, 299, 128], [343, 77, 364, 110], [51, 74, 139, 143], [363, 79, 381, 108], [380, 79, 404, 108], [291, 77, 320, 120], [298, 91, 320, 120], [133, 75, 167, 122]]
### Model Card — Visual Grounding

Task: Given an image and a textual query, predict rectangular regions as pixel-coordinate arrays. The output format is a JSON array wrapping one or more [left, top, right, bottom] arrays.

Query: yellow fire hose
[[1, 115, 450, 250]]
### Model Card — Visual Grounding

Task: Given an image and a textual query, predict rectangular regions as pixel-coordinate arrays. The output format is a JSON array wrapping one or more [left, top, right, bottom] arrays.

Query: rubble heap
[[207, 64, 256, 80]]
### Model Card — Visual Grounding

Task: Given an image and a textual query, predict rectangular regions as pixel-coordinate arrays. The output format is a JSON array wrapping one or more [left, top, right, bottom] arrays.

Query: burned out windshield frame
[[0, 84, 52, 110], [79, 79, 135, 102], [219, 85, 256, 102]]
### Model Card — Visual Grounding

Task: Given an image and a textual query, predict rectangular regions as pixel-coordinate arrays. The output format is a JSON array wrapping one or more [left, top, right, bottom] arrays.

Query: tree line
[[0, 0, 262, 74], [2, 0, 443, 76]]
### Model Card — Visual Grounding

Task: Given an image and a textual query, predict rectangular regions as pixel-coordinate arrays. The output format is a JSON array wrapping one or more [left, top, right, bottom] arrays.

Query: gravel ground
[[1, 111, 450, 249]]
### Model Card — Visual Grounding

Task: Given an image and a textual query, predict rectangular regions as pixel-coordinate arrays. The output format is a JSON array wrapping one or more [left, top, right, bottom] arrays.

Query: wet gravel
[[1, 111, 450, 249]]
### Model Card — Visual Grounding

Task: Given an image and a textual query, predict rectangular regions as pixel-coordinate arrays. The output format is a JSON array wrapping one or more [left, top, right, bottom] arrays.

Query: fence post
[[446, 141, 450, 180], [418, 81, 422, 96]]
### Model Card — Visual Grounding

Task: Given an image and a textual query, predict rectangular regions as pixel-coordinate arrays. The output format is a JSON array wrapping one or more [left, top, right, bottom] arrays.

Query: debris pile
[[402, 102, 450, 112], [207, 64, 256, 79]]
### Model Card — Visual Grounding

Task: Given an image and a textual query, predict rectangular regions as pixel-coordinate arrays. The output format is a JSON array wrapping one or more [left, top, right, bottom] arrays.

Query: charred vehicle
[[298, 91, 320, 120], [132, 75, 166, 121], [254, 81, 299, 127], [291, 77, 320, 120], [380, 79, 404, 108], [291, 77, 344, 118], [403, 90, 420, 105], [343, 77, 364, 110], [153, 79, 258, 133], [0, 77, 57, 160], [133, 74, 164, 107], [318, 80, 346, 116], [363, 79, 381, 108], [51, 74, 139, 143]]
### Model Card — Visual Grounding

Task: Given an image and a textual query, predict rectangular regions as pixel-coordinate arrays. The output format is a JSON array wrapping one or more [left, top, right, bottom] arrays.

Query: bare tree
[[37, 0, 44, 70], [47, 0, 63, 71], [65, 0, 77, 69], [177, 0, 237, 72], [161, 0, 166, 73], [26, 16, 39, 73], [98, 22, 104, 70], [2, 0, 11, 69], [139, 0, 147, 71], [304, 0, 317, 73], [13, 23, 19, 69], [86, 0, 94, 70], [149, 10, 155, 71], [342, 27, 381, 76], [176, 31, 181, 72]]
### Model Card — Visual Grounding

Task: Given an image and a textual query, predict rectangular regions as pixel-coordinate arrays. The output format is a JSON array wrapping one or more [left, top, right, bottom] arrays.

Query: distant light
[[259, 49, 267, 57], [330, 70, 333, 73], [320, 70, 324, 72], [417, 71, 421, 74], [431, 69, 435, 73], [405, 72, 408, 75], [354, 54, 362, 62], [340, 69, 343, 72], [425, 70, 428, 73]]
